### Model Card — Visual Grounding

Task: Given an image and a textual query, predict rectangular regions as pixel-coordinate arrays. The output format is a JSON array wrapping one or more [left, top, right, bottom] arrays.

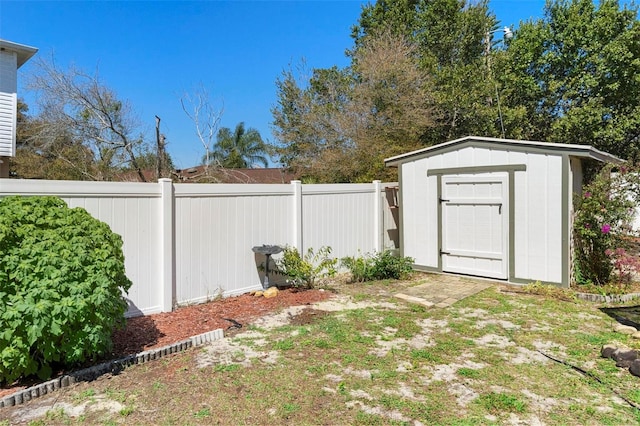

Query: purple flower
[[584, 191, 591, 198], [584, 223, 591, 229], [601, 224, 611, 234]]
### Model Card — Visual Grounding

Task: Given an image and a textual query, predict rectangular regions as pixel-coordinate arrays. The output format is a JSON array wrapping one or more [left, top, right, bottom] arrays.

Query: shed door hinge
[[439, 197, 450, 203]]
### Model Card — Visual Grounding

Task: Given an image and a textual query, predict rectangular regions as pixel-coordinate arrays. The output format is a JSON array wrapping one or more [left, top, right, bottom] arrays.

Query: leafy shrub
[[342, 250, 414, 282], [573, 164, 640, 286], [0, 196, 132, 384], [274, 246, 337, 289]]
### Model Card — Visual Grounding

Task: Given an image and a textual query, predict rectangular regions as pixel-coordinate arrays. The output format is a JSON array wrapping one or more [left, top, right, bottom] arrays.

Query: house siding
[[0, 50, 17, 157]]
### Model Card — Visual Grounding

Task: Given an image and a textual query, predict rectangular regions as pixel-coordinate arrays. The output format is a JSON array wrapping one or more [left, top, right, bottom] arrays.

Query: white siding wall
[[0, 179, 395, 316], [400, 160, 439, 267], [511, 152, 563, 283], [0, 51, 17, 157], [400, 145, 564, 284]]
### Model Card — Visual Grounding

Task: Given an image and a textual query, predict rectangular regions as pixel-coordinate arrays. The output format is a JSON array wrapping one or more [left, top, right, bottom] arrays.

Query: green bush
[[573, 164, 640, 286], [274, 246, 337, 289], [342, 250, 414, 282], [0, 196, 132, 384]]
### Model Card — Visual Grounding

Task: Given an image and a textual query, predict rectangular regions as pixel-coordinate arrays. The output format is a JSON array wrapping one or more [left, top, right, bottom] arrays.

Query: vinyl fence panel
[[0, 178, 397, 317], [173, 184, 294, 305]]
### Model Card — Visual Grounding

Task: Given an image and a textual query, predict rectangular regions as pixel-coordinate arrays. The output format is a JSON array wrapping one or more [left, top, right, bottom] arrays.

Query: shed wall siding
[[512, 152, 563, 283], [0, 51, 17, 157], [400, 145, 564, 283]]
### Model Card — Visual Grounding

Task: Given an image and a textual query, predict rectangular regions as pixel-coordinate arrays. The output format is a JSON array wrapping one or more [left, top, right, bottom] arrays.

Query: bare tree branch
[[181, 84, 224, 174], [26, 56, 150, 181]]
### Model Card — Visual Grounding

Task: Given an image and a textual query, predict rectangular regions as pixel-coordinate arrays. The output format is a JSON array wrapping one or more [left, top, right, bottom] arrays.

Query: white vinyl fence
[[0, 179, 399, 317]]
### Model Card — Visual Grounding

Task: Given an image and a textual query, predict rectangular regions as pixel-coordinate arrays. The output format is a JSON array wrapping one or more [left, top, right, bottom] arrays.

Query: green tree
[[272, 31, 436, 183], [352, 0, 503, 143], [272, 0, 507, 183], [497, 0, 640, 159], [350, 0, 420, 47], [204, 122, 268, 168]]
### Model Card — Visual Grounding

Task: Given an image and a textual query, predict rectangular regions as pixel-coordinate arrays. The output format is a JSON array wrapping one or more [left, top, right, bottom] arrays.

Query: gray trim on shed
[[385, 136, 623, 168]]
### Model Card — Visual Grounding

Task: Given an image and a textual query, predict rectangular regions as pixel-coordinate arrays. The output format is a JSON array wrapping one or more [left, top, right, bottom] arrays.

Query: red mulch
[[0, 288, 332, 399]]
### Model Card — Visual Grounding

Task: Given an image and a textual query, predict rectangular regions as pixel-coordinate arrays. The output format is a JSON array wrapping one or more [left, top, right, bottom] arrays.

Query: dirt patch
[[288, 308, 333, 326]]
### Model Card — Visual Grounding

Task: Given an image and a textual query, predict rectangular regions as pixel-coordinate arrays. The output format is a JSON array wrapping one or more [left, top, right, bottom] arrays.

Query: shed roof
[[0, 39, 38, 68], [384, 136, 623, 167]]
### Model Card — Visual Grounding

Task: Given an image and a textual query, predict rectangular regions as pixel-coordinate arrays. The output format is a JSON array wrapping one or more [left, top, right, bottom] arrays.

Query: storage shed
[[384, 136, 622, 287]]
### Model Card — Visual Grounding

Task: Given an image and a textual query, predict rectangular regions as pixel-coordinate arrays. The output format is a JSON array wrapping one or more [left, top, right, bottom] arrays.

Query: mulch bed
[[0, 288, 332, 400]]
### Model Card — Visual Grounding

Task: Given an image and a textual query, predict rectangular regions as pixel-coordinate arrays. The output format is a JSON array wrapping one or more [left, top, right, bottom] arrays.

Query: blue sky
[[1, 0, 547, 169]]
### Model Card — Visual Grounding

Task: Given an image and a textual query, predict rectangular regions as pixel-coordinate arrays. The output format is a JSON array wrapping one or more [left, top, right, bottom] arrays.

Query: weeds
[[193, 408, 210, 419], [341, 250, 414, 282], [477, 392, 527, 413], [274, 246, 337, 289]]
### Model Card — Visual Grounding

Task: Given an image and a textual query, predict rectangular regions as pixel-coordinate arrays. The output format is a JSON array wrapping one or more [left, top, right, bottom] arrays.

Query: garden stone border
[[0, 328, 224, 409], [575, 292, 640, 304]]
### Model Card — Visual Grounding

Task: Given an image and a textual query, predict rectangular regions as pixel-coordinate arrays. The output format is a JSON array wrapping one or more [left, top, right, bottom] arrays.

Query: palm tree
[[203, 122, 269, 168]]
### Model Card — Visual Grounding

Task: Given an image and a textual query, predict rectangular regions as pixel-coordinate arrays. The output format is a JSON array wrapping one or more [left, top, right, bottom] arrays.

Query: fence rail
[[0, 179, 398, 317]]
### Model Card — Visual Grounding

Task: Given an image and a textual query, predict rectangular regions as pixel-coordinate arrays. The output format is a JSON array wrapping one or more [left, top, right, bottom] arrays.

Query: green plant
[[573, 164, 640, 286], [341, 250, 414, 282], [193, 408, 211, 418], [119, 406, 135, 417], [274, 246, 337, 289], [523, 281, 576, 301], [0, 196, 133, 384], [477, 392, 527, 413]]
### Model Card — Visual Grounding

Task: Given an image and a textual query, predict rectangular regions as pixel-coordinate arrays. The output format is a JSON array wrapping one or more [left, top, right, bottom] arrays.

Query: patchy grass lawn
[[2, 277, 640, 425]]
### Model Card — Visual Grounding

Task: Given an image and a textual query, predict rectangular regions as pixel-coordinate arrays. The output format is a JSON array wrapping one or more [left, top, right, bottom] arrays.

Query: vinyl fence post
[[373, 180, 382, 253], [159, 178, 175, 312], [291, 180, 303, 252]]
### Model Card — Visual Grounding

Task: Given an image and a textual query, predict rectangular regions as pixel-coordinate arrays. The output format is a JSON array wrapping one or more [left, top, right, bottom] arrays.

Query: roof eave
[[0, 39, 38, 68]]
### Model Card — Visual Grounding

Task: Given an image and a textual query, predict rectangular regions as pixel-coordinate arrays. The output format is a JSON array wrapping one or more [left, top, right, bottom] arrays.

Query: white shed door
[[441, 175, 508, 279]]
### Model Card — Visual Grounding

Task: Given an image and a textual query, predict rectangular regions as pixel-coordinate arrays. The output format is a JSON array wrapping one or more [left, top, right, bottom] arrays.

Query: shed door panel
[[441, 175, 508, 279]]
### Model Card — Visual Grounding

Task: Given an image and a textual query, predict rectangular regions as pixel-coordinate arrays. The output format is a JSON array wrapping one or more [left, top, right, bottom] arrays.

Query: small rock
[[613, 324, 638, 335], [630, 359, 640, 377], [254, 290, 264, 297], [613, 348, 639, 368], [633, 332, 640, 340], [263, 287, 279, 298], [601, 344, 618, 359]]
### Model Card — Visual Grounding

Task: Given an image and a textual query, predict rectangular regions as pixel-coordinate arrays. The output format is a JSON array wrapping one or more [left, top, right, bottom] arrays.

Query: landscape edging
[[575, 292, 640, 304], [0, 328, 224, 409]]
